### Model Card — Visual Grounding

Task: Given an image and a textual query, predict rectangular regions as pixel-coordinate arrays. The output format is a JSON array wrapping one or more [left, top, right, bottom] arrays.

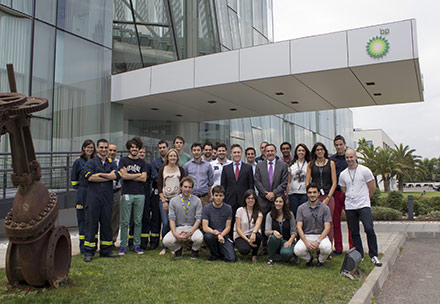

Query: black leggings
[[235, 232, 263, 256]]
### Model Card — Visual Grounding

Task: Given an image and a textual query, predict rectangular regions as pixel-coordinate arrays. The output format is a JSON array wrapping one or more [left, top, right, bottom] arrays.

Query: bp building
[[0, 1, 423, 158]]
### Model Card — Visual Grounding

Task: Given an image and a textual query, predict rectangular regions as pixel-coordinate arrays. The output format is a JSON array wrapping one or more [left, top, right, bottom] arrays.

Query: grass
[[380, 191, 440, 199], [0, 248, 375, 304]]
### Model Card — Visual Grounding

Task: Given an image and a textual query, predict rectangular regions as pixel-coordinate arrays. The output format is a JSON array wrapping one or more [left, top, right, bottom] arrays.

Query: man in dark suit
[[254, 143, 289, 253], [221, 144, 254, 237]]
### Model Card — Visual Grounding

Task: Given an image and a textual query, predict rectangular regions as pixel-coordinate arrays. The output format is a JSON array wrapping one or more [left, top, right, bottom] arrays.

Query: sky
[[273, 0, 440, 159]]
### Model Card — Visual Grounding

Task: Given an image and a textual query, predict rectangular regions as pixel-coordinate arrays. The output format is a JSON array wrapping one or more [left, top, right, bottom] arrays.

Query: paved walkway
[[376, 238, 440, 304]]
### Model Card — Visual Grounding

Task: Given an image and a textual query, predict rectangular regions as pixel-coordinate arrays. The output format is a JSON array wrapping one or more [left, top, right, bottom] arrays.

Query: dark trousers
[[346, 207, 378, 258], [260, 199, 272, 252], [204, 233, 236, 262], [84, 191, 113, 257], [333, 190, 354, 252], [76, 208, 86, 254], [288, 193, 307, 218], [235, 233, 262, 256], [226, 203, 240, 239]]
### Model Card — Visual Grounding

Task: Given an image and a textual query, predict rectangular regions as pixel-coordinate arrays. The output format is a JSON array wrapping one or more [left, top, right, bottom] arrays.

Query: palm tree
[[356, 139, 379, 187], [393, 144, 420, 191], [374, 148, 396, 192]]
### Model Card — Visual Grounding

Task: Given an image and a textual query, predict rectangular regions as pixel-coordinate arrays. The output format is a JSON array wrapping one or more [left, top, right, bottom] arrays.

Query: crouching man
[[162, 176, 203, 259], [202, 186, 236, 262], [294, 183, 332, 267]]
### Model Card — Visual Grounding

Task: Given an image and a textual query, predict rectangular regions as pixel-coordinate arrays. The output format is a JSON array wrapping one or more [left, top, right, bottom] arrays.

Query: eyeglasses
[[246, 197, 255, 200]]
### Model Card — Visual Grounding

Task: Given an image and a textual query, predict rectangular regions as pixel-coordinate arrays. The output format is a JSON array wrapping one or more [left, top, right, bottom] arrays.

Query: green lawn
[[0, 249, 374, 304], [381, 191, 440, 199]]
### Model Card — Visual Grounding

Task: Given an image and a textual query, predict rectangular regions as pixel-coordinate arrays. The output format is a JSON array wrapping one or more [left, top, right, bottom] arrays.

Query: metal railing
[[0, 150, 153, 201]]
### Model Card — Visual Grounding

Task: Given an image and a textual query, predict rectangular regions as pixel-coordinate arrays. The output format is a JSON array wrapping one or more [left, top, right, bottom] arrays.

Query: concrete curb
[[348, 232, 406, 304]]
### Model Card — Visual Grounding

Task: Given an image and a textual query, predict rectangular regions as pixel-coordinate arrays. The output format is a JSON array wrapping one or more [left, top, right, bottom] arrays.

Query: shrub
[[384, 191, 404, 211], [424, 211, 440, 221], [371, 206, 402, 221], [370, 188, 382, 207], [413, 197, 440, 216]]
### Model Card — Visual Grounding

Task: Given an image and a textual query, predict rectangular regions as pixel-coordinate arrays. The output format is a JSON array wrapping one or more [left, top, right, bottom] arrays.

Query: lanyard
[[181, 194, 191, 213], [348, 167, 357, 185], [245, 208, 253, 228]]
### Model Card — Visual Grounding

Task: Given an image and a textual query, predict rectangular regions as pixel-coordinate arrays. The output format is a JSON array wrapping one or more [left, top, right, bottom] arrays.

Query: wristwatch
[[317, 239, 321, 244]]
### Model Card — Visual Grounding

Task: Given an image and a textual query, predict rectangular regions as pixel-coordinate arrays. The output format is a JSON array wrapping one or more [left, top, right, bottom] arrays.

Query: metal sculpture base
[[2, 64, 71, 288]]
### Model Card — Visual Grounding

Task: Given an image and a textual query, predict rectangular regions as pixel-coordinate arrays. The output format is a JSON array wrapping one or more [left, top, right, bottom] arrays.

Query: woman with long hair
[[265, 194, 297, 266], [157, 148, 186, 255], [305, 142, 337, 249], [287, 143, 310, 217], [234, 190, 264, 263], [71, 139, 96, 254]]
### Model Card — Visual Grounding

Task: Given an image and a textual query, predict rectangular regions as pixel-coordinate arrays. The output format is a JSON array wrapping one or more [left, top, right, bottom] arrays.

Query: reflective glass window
[[0, 10, 32, 94], [215, 0, 232, 50], [252, 0, 263, 33], [114, 0, 134, 22], [35, 0, 57, 24], [243, 118, 253, 150], [253, 29, 268, 46], [237, 0, 253, 47], [0, 1, 12, 8], [252, 127, 262, 150], [227, 0, 237, 12], [261, 116, 271, 143], [169, 0, 186, 58], [137, 24, 177, 67], [112, 23, 143, 73], [53, 30, 111, 151], [266, 0, 273, 42], [228, 7, 240, 49], [12, 0, 33, 16], [230, 118, 244, 139], [32, 21, 55, 118], [57, 0, 113, 47], [198, 0, 219, 56]]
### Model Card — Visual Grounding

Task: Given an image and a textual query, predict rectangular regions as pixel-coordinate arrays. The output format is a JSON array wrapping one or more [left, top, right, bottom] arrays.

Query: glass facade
[[0, 1, 353, 158], [0, 1, 112, 153]]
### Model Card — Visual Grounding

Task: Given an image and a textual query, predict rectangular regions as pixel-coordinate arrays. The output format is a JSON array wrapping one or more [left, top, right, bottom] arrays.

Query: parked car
[[434, 185, 440, 192]]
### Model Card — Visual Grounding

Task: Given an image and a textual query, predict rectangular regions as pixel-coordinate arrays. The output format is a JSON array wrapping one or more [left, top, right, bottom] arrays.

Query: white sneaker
[[371, 256, 382, 267]]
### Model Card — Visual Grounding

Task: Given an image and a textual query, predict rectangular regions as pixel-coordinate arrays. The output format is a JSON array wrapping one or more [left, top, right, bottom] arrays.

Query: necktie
[[269, 161, 273, 191], [235, 162, 240, 181]]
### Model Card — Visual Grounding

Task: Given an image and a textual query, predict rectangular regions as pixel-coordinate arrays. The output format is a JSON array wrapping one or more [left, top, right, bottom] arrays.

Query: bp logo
[[366, 36, 390, 58]]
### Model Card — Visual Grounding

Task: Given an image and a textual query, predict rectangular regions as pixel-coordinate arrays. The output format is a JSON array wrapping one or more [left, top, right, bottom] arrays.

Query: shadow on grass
[[0, 249, 374, 304]]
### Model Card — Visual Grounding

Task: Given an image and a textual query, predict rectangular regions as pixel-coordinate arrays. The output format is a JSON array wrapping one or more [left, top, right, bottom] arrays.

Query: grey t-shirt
[[296, 201, 332, 235], [168, 194, 202, 227], [202, 203, 232, 232]]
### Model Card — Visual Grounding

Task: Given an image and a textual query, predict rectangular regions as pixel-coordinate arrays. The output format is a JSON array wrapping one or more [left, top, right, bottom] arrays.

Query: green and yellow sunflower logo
[[366, 36, 390, 58]]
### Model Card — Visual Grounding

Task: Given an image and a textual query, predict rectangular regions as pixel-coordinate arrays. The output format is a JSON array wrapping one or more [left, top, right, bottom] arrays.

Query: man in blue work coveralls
[[83, 139, 120, 262]]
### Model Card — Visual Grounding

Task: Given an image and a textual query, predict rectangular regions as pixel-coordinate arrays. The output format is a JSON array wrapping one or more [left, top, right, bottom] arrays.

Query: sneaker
[[119, 247, 126, 256], [316, 261, 324, 267], [84, 255, 92, 263], [101, 253, 119, 258], [306, 252, 314, 267], [135, 246, 144, 255], [371, 256, 382, 267], [190, 250, 199, 260], [175, 247, 183, 258]]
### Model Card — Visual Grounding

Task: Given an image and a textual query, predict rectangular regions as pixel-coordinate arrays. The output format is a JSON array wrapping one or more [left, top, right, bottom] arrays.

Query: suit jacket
[[254, 159, 288, 208], [221, 162, 254, 209]]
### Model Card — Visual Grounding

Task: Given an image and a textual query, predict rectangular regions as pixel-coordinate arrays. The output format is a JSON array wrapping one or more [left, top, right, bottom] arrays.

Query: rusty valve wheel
[[0, 93, 27, 109]]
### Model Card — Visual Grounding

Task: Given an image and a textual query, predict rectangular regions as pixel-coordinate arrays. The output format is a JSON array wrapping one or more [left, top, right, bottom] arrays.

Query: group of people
[[71, 134, 382, 267]]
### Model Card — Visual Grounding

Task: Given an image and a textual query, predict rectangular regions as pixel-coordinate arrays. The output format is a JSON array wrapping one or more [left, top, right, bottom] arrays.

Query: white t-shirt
[[339, 164, 374, 210], [210, 159, 232, 188], [288, 161, 308, 195], [233, 207, 263, 240]]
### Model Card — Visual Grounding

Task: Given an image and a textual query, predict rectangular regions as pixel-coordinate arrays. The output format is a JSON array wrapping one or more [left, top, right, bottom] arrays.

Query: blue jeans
[[288, 193, 307, 218], [159, 200, 170, 249]]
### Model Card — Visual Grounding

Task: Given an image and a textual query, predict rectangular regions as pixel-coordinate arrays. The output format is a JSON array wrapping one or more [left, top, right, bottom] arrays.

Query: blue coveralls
[[83, 156, 119, 257], [71, 157, 88, 254]]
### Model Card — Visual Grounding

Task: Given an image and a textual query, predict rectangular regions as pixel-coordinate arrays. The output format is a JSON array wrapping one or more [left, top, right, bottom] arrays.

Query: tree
[[374, 148, 396, 192], [392, 144, 421, 191], [356, 138, 379, 187]]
